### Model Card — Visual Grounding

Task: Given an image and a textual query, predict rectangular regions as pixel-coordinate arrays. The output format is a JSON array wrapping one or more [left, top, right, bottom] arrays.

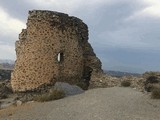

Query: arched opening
[[57, 52, 64, 63]]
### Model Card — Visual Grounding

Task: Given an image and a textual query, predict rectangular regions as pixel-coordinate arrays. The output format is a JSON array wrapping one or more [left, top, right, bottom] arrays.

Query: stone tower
[[11, 10, 102, 92]]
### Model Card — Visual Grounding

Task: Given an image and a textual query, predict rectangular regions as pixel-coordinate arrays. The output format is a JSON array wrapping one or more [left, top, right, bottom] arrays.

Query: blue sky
[[0, 0, 160, 73]]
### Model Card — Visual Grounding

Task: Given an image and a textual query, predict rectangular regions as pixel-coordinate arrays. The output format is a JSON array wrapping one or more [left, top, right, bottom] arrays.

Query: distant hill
[[0, 59, 14, 70], [0, 59, 14, 80], [0, 59, 15, 64], [104, 70, 141, 77]]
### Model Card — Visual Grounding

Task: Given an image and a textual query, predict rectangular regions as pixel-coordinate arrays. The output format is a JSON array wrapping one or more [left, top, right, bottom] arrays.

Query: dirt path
[[0, 87, 160, 120]]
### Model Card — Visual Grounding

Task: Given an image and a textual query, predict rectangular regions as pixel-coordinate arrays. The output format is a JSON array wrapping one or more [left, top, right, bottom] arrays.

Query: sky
[[0, 0, 160, 73]]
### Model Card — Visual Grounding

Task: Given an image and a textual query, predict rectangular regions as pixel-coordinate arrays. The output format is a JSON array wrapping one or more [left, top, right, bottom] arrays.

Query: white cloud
[[0, 7, 26, 37], [143, 7, 160, 17], [0, 7, 25, 59], [126, 0, 160, 20], [144, 0, 160, 17], [0, 44, 15, 59]]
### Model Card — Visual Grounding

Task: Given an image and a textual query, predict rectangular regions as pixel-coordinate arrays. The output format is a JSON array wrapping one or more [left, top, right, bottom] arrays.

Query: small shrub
[[50, 89, 65, 100], [151, 85, 160, 99], [34, 89, 65, 102], [143, 71, 160, 78], [144, 76, 160, 92], [145, 83, 154, 92], [121, 81, 131, 87], [76, 82, 88, 90], [146, 76, 159, 84]]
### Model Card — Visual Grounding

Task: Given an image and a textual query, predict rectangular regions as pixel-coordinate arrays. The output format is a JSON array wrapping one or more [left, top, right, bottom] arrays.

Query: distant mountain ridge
[[105, 70, 141, 77], [0, 59, 15, 64], [0, 59, 15, 70]]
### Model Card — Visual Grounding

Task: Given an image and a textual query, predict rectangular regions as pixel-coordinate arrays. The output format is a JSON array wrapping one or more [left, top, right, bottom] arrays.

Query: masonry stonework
[[11, 10, 102, 92]]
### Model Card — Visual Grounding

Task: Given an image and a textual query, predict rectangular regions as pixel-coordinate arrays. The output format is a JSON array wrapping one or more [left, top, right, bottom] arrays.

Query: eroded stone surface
[[11, 10, 102, 92]]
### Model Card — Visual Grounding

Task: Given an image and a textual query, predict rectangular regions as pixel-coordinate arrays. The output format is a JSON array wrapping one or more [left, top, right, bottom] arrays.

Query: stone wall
[[11, 10, 102, 92]]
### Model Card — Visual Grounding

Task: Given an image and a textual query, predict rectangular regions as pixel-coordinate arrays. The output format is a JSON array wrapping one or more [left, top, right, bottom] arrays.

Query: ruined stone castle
[[11, 10, 102, 92]]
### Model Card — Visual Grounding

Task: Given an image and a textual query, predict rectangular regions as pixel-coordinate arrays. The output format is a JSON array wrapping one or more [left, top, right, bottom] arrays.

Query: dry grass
[[34, 89, 65, 102], [151, 84, 160, 99]]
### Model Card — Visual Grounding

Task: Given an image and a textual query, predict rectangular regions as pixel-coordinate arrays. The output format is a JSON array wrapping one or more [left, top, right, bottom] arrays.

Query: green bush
[[34, 89, 65, 102], [121, 81, 131, 87], [151, 85, 160, 99]]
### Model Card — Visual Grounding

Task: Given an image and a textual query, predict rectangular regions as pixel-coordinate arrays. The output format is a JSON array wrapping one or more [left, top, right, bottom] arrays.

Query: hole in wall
[[57, 52, 64, 63]]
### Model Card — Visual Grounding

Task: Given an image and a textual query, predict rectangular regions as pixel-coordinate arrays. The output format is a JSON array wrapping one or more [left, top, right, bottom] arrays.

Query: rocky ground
[[0, 87, 160, 120], [90, 73, 145, 91], [0, 73, 160, 120], [0, 81, 85, 109], [0, 73, 159, 110]]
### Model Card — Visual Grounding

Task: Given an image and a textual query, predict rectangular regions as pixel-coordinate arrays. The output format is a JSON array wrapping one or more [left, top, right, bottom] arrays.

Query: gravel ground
[[0, 87, 160, 120]]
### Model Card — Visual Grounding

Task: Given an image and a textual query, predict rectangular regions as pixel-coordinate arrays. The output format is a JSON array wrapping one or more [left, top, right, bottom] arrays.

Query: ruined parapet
[[11, 10, 102, 92]]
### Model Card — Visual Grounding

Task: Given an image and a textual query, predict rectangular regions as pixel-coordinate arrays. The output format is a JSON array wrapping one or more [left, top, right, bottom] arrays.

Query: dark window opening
[[57, 52, 64, 63]]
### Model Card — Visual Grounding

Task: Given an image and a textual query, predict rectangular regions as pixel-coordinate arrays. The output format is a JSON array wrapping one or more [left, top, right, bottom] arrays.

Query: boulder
[[54, 82, 84, 96]]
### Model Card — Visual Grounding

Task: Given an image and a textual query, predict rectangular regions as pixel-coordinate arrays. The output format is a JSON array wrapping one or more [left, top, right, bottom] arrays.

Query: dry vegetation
[[33, 88, 65, 102], [76, 82, 88, 90], [90, 73, 145, 91], [151, 84, 160, 99]]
